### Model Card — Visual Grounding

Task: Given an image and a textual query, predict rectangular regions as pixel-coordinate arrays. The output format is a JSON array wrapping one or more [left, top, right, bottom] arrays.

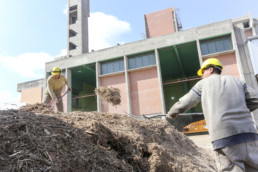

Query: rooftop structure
[[144, 7, 182, 38], [68, 0, 90, 57]]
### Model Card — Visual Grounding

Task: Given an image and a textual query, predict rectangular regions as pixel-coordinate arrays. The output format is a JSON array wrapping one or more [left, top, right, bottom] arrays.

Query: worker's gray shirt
[[168, 74, 258, 142]]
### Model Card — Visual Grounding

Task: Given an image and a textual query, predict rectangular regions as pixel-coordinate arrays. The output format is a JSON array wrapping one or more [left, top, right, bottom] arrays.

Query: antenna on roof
[[175, 8, 183, 31]]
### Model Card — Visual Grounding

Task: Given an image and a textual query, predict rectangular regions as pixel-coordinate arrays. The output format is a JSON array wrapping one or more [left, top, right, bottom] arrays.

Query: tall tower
[[67, 0, 90, 57], [144, 7, 182, 38]]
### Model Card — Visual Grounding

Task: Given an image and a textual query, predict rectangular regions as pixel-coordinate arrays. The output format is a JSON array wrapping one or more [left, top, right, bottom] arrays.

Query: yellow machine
[[182, 119, 208, 134]]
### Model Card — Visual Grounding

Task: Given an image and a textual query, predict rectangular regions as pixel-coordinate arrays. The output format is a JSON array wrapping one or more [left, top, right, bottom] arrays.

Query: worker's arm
[[166, 81, 202, 120], [244, 83, 258, 112]]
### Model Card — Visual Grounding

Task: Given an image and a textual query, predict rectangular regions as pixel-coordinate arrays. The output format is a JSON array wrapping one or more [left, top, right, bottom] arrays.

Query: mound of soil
[[0, 104, 216, 172], [19, 103, 54, 114]]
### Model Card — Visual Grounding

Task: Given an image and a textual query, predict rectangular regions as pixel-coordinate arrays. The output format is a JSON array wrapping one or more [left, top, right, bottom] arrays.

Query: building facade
[[43, 14, 258, 116], [17, 3, 258, 122]]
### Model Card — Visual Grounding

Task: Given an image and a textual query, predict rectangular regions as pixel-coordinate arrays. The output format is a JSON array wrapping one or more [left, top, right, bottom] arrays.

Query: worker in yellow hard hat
[[197, 58, 223, 77], [166, 58, 258, 171], [42, 67, 72, 112]]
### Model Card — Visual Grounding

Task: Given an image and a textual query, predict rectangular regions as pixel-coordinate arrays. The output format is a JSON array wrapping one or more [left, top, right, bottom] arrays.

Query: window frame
[[101, 58, 124, 75], [128, 52, 156, 70], [200, 35, 233, 56]]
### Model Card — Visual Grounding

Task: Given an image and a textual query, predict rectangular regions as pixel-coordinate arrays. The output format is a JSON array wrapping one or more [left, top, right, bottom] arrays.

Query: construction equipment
[[144, 113, 208, 134], [128, 112, 208, 134], [51, 90, 71, 109], [143, 112, 203, 119], [127, 112, 203, 120], [182, 119, 208, 134]]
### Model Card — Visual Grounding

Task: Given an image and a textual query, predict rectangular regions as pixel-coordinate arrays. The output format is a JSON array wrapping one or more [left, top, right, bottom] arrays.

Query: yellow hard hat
[[197, 58, 223, 76], [51, 67, 62, 75]]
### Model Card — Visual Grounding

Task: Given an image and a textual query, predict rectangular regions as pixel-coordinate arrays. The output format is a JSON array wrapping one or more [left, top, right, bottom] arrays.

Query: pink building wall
[[245, 29, 253, 38], [100, 73, 128, 114], [144, 7, 176, 38], [129, 68, 162, 115], [203, 52, 240, 78]]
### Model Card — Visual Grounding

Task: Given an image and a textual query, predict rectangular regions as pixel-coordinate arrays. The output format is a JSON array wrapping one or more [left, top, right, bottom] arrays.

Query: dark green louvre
[[158, 41, 203, 130], [71, 64, 97, 112]]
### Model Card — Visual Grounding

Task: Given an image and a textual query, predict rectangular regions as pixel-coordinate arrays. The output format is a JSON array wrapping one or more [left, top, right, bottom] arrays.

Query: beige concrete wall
[[21, 87, 42, 104], [129, 67, 162, 115], [203, 52, 240, 78], [100, 73, 128, 114], [145, 7, 176, 38]]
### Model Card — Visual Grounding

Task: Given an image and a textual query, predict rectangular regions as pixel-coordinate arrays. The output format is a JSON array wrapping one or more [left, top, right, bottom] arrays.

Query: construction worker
[[42, 67, 72, 112], [166, 58, 258, 171]]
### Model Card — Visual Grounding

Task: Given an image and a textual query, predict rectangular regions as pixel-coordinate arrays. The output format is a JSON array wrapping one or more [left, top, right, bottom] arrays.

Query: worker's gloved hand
[[165, 113, 178, 121], [55, 98, 60, 104]]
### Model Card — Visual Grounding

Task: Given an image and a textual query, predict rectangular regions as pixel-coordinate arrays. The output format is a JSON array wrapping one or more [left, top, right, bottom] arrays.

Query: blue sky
[[0, 0, 258, 109]]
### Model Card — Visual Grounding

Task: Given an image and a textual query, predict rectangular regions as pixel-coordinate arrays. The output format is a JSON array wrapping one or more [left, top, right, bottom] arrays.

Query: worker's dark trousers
[[42, 94, 63, 112], [214, 140, 258, 172]]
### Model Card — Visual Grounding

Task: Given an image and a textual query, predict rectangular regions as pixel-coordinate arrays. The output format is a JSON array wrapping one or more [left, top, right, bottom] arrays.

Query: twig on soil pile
[[95, 87, 121, 106]]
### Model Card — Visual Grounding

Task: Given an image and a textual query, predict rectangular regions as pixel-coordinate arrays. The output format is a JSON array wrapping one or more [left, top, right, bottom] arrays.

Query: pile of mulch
[[0, 104, 216, 172], [19, 103, 54, 114], [95, 87, 121, 106]]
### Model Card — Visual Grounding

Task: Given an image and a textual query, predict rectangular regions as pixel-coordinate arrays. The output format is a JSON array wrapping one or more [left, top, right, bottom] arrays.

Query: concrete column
[[65, 68, 72, 112], [231, 23, 246, 81], [96, 62, 102, 112], [233, 23, 258, 88], [248, 13, 257, 36], [232, 22, 258, 125], [124, 55, 132, 115], [196, 38, 203, 65], [155, 49, 166, 114]]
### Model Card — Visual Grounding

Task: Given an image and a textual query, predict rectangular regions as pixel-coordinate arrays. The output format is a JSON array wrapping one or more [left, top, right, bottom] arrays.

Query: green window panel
[[101, 58, 124, 75], [128, 53, 156, 69], [200, 35, 233, 55]]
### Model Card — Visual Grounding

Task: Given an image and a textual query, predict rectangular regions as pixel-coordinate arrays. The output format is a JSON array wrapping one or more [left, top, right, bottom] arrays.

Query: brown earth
[[0, 103, 216, 172]]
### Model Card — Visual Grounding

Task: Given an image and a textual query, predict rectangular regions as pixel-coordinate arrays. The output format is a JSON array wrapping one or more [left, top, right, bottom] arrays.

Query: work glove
[[165, 113, 178, 121], [55, 99, 60, 104]]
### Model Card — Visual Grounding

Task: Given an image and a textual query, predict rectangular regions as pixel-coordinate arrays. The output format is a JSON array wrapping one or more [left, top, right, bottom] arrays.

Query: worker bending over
[[166, 58, 258, 171], [43, 67, 72, 112]]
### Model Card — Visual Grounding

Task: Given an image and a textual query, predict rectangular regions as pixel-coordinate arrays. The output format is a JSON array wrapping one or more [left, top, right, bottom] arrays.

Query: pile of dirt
[[95, 87, 121, 106], [19, 103, 54, 114], [0, 104, 216, 172]]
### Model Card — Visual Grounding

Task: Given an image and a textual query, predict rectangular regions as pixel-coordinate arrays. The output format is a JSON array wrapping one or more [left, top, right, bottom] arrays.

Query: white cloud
[[88, 12, 131, 51], [63, 4, 68, 15], [0, 11, 131, 79], [56, 49, 67, 57], [0, 91, 24, 110], [0, 52, 54, 79]]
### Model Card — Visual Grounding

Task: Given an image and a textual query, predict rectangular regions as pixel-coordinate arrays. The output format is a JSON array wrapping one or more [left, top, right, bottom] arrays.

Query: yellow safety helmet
[[197, 58, 223, 76], [51, 67, 62, 75]]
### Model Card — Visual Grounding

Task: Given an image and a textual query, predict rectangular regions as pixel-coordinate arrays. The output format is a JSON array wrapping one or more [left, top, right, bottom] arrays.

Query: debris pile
[[95, 86, 121, 106], [19, 103, 54, 114], [0, 104, 216, 171]]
